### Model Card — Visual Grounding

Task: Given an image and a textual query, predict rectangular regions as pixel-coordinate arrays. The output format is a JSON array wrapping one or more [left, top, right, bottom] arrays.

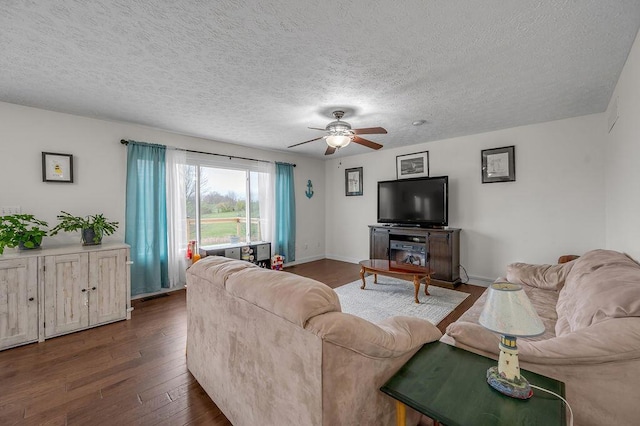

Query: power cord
[[459, 264, 470, 283], [530, 384, 573, 426]]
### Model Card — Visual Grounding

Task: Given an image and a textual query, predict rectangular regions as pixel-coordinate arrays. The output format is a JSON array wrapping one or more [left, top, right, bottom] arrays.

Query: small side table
[[381, 342, 566, 426]]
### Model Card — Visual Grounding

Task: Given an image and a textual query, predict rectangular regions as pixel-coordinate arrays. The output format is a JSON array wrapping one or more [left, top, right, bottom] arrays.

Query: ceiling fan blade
[[308, 127, 327, 131], [352, 136, 383, 150], [325, 146, 337, 155], [287, 137, 325, 148], [352, 127, 387, 135]]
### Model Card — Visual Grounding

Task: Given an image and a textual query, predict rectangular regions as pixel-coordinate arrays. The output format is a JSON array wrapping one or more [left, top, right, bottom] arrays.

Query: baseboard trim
[[466, 275, 493, 287], [324, 254, 360, 264], [283, 254, 326, 267], [132, 285, 186, 300]]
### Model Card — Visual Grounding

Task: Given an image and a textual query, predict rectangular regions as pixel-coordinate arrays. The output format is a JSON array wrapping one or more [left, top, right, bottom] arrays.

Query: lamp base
[[486, 366, 533, 399]]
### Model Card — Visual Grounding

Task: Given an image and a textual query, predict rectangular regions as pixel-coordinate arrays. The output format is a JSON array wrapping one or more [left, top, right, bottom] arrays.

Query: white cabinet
[[0, 243, 130, 350], [0, 257, 38, 350], [43, 246, 130, 338]]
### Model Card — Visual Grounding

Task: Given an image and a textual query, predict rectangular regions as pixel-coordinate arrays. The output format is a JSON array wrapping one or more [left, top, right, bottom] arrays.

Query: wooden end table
[[359, 259, 432, 304], [381, 342, 567, 426]]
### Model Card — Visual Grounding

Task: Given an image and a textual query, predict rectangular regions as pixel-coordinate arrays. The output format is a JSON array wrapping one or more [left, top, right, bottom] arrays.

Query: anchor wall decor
[[305, 180, 314, 199]]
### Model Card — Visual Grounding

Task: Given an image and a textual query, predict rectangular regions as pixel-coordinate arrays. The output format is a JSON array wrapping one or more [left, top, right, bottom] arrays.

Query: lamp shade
[[479, 283, 544, 337], [326, 135, 351, 148]]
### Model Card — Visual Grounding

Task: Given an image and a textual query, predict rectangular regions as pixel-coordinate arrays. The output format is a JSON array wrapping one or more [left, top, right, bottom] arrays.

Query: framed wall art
[[345, 167, 363, 196], [481, 145, 515, 183], [396, 151, 429, 179], [42, 152, 74, 183]]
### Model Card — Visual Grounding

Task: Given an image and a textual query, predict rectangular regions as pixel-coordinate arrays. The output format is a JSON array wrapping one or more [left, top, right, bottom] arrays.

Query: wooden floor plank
[[0, 258, 484, 424]]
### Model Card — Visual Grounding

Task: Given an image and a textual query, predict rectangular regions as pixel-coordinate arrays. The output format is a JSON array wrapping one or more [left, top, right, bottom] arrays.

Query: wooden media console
[[368, 225, 461, 287]]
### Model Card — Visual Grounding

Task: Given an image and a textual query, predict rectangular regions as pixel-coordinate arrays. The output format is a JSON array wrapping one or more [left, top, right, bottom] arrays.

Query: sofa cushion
[[556, 249, 640, 335], [226, 267, 341, 327], [506, 261, 574, 291]]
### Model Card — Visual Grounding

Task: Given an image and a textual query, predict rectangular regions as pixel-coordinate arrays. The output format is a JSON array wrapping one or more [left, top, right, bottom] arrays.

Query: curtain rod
[[120, 139, 296, 167]]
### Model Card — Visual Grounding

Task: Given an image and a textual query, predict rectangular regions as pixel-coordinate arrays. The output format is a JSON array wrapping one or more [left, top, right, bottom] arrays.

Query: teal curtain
[[275, 162, 296, 262], [125, 141, 169, 295]]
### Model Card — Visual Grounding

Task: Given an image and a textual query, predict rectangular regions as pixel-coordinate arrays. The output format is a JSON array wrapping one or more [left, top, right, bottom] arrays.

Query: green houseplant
[[50, 211, 119, 246], [0, 214, 49, 254]]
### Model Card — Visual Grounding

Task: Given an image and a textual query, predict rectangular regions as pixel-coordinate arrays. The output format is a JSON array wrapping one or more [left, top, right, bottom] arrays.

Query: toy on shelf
[[187, 240, 201, 264], [271, 254, 284, 270]]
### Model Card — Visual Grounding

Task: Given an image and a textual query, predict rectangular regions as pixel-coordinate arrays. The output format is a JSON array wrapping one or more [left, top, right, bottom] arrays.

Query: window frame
[[185, 153, 271, 248]]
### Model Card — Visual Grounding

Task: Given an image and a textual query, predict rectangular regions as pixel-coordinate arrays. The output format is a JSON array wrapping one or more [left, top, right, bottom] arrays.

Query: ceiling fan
[[288, 110, 387, 155]]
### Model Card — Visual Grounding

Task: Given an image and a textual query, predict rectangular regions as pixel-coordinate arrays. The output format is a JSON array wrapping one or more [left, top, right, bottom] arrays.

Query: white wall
[[605, 29, 640, 262], [325, 114, 606, 284], [0, 102, 326, 263]]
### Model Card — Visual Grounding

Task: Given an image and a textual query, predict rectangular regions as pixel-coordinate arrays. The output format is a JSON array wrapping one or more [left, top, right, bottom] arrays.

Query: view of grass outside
[[185, 165, 263, 247]]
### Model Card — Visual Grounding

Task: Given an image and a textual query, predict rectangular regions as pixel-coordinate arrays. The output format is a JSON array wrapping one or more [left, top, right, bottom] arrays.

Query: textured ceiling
[[1, 1, 639, 159]]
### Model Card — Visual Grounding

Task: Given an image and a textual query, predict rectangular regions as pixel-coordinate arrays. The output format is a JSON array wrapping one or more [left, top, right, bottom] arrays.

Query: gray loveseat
[[442, 249, 640, 426], [186, 256, 442, 426]]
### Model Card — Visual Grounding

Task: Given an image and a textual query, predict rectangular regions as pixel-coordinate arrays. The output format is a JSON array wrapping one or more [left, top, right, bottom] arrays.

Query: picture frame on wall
[[42, 152, 74, 183], [345, 167, 363, 196], [396, 151, 429, 179], [481, 145, 515, 183]]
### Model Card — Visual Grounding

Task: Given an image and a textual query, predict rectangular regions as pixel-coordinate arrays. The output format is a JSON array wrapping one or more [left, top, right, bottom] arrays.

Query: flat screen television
[[377, 176, 448, 227]]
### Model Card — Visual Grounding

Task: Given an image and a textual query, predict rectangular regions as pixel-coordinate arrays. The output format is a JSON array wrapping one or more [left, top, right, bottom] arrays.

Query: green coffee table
[[381, 342, 566, 426]]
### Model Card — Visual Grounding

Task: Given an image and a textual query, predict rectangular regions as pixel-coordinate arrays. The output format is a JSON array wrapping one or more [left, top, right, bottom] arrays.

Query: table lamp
[[479, 282, 545, 399]]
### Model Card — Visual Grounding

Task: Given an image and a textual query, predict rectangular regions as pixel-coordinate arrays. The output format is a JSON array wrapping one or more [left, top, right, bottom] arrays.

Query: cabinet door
[[89, 249, 127, 326], [44, 253, 89, 337], [370, 228, 390, 259], [0, 257, 38, 349], [428, 232, 453, 281]]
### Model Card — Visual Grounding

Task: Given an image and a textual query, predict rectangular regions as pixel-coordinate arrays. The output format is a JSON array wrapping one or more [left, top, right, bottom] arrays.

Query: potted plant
[[0, 214, 49, 254], [50, 211, 119, 246]]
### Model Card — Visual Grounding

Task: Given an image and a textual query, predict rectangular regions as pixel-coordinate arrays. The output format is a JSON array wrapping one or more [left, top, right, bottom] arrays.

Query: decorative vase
[[82, 228, 102, 246], [18, 241, 41, 250]]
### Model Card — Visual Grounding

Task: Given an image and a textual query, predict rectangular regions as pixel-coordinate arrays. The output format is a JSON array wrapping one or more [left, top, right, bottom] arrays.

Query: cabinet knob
[[91, 287, 97, 291], [81, 288, 87, 292], [28, 297, 34, 301]]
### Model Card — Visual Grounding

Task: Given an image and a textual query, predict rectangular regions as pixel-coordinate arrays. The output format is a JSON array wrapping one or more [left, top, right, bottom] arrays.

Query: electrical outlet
[[1, 206, 21, 215]]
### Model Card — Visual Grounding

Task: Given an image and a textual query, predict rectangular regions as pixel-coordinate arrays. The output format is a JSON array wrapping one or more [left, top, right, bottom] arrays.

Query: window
[[185, 155, 273, 248]]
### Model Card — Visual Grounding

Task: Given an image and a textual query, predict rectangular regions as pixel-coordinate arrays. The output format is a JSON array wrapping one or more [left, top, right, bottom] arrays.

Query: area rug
[[334, 275, 469, 325]]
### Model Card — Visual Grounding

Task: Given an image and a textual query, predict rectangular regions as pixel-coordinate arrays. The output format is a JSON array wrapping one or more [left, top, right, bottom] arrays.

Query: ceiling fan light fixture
[[327, 121, 351, 133], [326, 135, 351, 148]]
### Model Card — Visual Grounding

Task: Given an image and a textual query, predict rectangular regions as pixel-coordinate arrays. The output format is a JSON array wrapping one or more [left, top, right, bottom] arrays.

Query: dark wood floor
[[0, 259, 484, 425]]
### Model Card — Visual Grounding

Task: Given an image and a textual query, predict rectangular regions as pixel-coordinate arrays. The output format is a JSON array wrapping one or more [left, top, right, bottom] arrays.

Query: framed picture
[[481, 145, 515, 183], [42, 152, 74, 183], [345, 167, 363, 196], [396, 151, 429, 179]]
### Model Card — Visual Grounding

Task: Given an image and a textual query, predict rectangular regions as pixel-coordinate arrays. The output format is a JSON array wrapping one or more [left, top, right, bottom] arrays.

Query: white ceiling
[[1, 1, 639, 159]]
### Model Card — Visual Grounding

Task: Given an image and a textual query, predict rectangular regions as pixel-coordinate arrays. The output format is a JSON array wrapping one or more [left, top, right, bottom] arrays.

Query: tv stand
[[368, 225, 461, 287]]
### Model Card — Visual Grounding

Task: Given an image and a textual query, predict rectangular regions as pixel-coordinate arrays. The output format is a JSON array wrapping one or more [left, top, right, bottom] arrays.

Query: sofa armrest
[[444, 321, 500, 354], [506, 261, 574, 290], [306, 312, 442, 358], [446, 317, 640, 365], [518, 317, 640, 364]]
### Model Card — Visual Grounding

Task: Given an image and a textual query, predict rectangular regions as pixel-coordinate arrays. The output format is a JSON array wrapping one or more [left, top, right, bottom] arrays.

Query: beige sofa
[[442, 249, 640, 426], [186, 256, 442, 426]]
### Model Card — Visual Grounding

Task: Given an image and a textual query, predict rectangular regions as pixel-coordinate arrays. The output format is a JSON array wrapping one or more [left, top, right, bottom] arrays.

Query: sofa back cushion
[[556, 249, 640, 335], [187, 256, 255, 289], [226, 267, 341, 327]]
